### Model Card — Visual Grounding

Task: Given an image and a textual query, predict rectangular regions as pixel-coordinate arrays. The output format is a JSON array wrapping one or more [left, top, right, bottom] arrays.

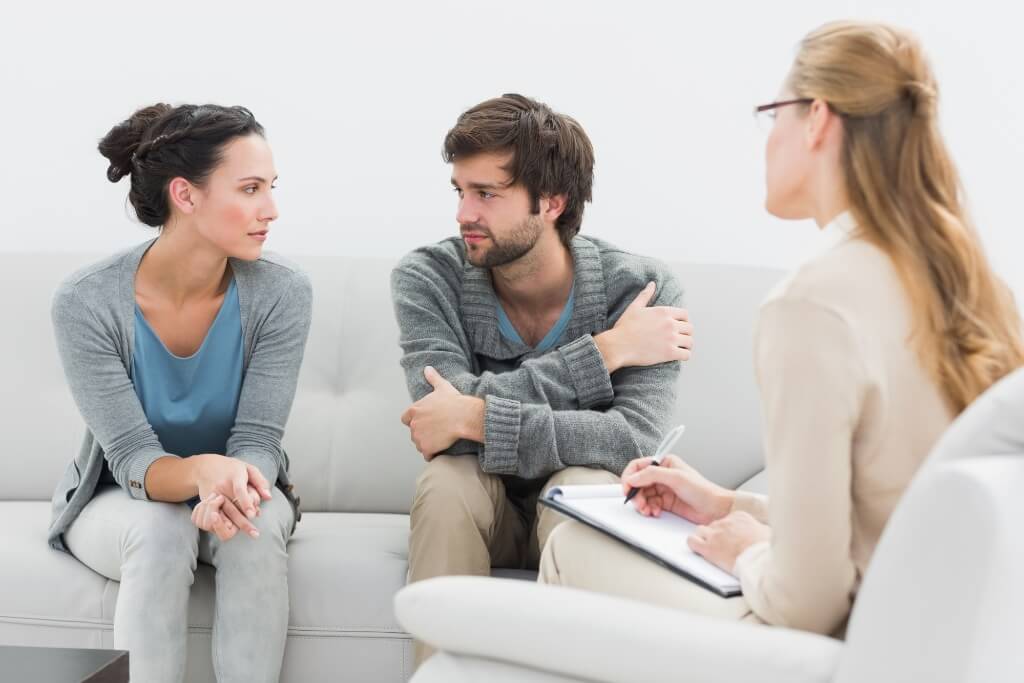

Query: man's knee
[[535, 467, 618, 551], [414, 455, 483, 507], [543, 466, 619, 492], [412, 455, 494, 531]]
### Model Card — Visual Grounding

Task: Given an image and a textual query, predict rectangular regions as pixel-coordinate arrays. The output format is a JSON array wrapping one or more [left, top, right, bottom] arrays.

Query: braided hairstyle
[[98, 104, 265, 227]]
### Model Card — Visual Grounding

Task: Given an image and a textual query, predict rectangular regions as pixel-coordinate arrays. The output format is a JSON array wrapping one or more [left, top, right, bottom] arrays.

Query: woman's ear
[[805, 98, 837, 151], [167, 177, 196, 215]]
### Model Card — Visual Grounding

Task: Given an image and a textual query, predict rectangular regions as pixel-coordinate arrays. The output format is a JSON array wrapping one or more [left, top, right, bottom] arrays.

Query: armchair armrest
[[395, 577, 842, 683]]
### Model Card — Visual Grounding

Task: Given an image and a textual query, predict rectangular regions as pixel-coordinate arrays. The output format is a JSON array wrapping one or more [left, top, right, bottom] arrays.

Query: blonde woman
[[539, 20, 1024, 636]]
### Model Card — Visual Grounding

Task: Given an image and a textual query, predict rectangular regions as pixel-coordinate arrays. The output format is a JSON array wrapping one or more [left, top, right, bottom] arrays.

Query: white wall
[[2, 0, 1021, 296]]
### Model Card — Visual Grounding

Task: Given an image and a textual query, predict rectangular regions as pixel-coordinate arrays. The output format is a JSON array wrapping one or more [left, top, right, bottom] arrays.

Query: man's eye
[[479, 191, 495, 199], [452, 187, 464, 197]]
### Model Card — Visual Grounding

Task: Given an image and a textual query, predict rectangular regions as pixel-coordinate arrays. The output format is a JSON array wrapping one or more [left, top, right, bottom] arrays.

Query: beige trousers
[[408, 455, 619, 666], [539, 519, 760, 624]]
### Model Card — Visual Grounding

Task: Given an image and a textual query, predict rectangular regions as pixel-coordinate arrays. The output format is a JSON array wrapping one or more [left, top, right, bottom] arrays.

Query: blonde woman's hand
[[621, 454, 733, 525], [688, 511, 771, 574]]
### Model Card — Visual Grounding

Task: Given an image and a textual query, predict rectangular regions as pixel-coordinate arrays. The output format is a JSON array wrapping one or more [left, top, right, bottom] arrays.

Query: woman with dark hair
[[48, 103, 312, 682]]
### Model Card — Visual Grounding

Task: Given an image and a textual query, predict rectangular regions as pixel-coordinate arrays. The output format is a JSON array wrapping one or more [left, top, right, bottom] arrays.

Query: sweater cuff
[[233, 451, 281, 488], [731, 490, 770, 524], [126, 449, 177, 501], [559, 334, 614, 409], [481, 395, 521, 475]]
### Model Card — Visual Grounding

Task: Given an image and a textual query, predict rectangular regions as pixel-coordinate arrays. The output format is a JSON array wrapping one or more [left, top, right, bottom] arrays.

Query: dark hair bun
[[97, 104, 173, 182], [98, 103, 265, 227]]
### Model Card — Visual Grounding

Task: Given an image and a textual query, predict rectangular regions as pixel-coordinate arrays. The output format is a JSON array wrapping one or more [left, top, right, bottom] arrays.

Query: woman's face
[[189, 134, 279, 261], [763, 89, 813, 220]]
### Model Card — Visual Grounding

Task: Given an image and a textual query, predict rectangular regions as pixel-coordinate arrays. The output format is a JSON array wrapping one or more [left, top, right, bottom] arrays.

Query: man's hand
[[594, 282, 693, 373], [688, 511, 771, 574], [401, 366, 485, 461]]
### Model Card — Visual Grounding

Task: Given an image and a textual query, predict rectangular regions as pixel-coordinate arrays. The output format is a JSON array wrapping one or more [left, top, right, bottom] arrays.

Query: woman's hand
[[621, 454, 733, 525], [688, 511, 772, 574], [192, 494, 238, 541], [193, 454, 272, 507], [191, 454, 272, 536]]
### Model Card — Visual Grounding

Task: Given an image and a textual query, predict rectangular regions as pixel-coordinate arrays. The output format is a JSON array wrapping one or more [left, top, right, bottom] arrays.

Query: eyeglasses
[[754, 98, 813, 132]]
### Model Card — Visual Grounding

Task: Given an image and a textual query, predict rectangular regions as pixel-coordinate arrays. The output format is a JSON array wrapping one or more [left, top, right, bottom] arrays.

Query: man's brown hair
[[443, 93, 595, 245]]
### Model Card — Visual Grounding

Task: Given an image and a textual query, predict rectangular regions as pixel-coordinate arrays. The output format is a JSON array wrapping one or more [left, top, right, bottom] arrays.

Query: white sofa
[[395, 371, 1024, 683], [0, 250, 781, 682]]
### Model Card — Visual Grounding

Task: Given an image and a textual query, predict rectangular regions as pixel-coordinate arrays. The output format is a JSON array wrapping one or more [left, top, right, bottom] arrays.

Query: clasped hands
[[622, 454, 771, 574], [190, 454, 274, 542]]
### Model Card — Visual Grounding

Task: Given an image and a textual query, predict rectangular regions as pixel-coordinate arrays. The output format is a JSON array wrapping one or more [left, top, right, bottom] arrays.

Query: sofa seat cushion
[[0, 502, 411, 637]]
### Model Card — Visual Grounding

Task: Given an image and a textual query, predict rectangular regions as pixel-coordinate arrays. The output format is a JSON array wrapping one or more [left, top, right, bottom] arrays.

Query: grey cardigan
[[391, 235, 683, 481], [48, 240, 313, 552]]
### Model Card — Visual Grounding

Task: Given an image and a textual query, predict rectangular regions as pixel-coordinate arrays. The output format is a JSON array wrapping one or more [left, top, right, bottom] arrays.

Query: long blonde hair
[[789, 21, 1024, 412]]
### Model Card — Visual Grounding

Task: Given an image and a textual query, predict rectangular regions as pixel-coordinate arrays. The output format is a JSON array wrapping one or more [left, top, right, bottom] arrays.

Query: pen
[[624, 424, 686, 505]]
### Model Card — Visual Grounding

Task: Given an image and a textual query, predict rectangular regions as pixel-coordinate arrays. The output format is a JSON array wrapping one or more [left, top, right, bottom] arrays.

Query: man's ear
[[541, 193, 568, 222], [167, 177, 197, 215]]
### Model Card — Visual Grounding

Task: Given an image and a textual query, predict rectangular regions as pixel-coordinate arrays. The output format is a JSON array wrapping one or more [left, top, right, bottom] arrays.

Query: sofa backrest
[[0, 250, 781, 512]]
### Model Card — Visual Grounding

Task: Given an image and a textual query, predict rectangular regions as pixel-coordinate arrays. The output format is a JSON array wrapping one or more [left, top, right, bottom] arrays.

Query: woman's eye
[[244, 186, 258, 194]]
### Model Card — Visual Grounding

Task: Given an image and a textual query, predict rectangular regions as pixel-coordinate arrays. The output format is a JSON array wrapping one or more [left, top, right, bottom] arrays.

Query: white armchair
[[395, 369, 1024, 683]]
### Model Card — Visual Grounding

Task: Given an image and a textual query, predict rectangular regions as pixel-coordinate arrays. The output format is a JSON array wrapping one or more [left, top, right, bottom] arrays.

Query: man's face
[[451, 152, 543, 268]]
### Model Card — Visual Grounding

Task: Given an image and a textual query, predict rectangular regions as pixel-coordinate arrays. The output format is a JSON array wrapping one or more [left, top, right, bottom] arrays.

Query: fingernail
[[250, 529, 260, 538]]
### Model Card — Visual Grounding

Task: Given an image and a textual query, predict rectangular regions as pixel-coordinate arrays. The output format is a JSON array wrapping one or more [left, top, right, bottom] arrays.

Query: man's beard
[[463, 214, 544, 268]]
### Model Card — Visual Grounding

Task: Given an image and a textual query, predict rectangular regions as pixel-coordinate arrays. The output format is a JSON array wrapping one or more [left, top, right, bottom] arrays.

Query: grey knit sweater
[[390, 235, 683, 481], [48, 240, 313, 551]]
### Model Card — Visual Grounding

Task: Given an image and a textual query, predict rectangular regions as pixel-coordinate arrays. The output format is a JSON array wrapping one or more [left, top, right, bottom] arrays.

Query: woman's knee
[[122, 502, 199, 571], [212, 491, 293, 565]]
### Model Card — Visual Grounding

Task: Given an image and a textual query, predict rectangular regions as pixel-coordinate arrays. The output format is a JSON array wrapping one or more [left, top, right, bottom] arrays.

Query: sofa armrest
[[395, 577, 842, 683]]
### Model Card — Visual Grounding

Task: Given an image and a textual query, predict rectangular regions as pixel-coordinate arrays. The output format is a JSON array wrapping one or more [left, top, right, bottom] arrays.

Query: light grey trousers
[[64, 485, 295, 683]]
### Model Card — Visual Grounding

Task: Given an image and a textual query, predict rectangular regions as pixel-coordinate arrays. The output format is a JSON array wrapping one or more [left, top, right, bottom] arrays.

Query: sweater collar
[[460, 236, 608, 360]]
